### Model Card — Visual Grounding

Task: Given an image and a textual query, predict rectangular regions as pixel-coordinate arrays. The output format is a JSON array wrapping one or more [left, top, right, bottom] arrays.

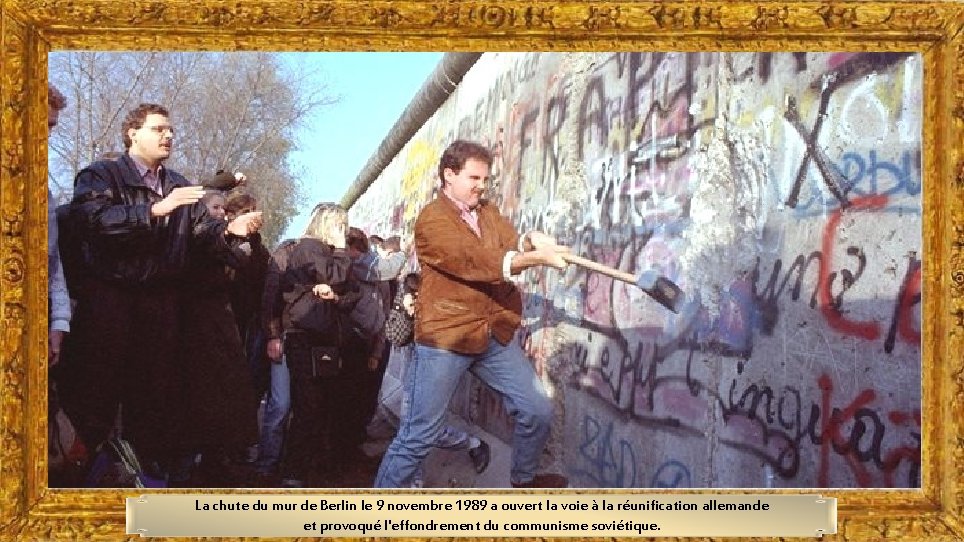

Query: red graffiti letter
[[819, 195, 887, 340]]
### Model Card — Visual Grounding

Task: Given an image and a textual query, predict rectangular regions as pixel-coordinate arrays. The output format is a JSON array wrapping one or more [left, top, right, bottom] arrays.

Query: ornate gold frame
[[1, 0, 962, 540]]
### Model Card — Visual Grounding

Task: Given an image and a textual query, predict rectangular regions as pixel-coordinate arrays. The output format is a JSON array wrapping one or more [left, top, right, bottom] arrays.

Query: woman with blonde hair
[[302, 202, 348, 244], [274, 202, 360, 487]]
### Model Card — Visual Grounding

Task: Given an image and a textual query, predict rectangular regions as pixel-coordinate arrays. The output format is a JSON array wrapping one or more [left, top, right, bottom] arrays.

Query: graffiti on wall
[[354, 51, 923, 488], [561, 329, 920, 488]]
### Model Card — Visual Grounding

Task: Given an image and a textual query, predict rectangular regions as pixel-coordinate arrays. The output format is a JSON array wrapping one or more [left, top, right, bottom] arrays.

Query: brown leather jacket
[[414, 194, 523, 355]]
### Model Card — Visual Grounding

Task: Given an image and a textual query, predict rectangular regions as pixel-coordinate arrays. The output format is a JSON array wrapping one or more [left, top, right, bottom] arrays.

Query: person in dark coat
[[58, 103, 263, 482], [224, 192, 271, 407], [173, 189, 260, 486], [272, 202, 360, 487]]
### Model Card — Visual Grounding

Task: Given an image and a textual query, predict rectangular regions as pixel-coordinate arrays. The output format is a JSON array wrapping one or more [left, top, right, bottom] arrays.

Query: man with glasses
[[58, 103, 263, 483]]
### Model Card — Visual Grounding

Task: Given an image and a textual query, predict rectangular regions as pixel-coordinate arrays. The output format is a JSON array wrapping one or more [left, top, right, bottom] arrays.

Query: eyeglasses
[[144, 125, 175, 136]]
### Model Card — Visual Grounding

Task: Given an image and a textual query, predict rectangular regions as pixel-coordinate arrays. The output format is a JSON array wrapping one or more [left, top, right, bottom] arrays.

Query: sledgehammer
[[561, 254, 685, 313]]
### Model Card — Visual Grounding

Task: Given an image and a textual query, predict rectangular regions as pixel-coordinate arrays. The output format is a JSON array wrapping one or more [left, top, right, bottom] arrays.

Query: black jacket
[[279, 238, 360, 337], [227, 232, 271, 333], [69, 153, 232, 285]]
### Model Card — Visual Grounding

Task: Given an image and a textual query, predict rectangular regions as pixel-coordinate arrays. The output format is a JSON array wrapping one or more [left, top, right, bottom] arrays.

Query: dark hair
[[402, 272, 420, 294], [200, 190, 225, 206], [225, 193, 257, 215], [382, 236, 401, 252], [437, 139, 493, 186], [48, 84, 67, 110], [346, 226, 369, 253], [121, 103, 170, 149], [369, 235, 384, 246]]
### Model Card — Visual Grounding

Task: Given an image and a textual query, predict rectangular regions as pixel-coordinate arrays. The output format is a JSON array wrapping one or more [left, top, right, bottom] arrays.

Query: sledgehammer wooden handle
[[562, 253, 685, 314], [562, 254, 637, 284]]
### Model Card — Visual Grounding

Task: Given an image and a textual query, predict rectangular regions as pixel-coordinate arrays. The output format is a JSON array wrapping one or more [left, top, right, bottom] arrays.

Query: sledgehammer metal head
[[641, 276, 685, 314], [562, 254, 686, 313]]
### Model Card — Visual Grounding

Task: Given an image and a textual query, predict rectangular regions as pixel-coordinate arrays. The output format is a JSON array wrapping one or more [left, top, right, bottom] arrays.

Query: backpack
[[384, 289, 415, 347], [348, 281, 386, 340]]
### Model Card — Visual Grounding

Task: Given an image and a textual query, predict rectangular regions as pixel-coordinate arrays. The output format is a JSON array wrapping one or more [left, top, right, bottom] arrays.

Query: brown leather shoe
[[511, 473, 568, 488]]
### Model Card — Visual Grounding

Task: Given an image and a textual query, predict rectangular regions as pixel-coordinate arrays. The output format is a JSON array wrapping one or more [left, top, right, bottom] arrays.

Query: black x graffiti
[[783, 94, 851, 210], [782, 52, 914, 210]]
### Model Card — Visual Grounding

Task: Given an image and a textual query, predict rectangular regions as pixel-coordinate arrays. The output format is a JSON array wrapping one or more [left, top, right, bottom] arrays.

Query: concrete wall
[[349, 52, 922, 488]]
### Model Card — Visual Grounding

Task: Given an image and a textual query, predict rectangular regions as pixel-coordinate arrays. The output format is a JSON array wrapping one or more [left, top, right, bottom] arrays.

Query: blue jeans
[[399, 345, 472, 451], [374, 338, 552, 487], [399, 346, 472, 485], [256, 356, 290, 473]]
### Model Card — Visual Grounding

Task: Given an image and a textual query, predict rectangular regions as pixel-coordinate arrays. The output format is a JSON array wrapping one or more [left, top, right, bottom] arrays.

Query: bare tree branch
[[48, 51, 339, 246], [92, 52, 159, 153]]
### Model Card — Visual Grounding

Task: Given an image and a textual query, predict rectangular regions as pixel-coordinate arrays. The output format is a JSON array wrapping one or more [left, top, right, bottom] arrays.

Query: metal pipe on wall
[[340, 52, 482, 210]]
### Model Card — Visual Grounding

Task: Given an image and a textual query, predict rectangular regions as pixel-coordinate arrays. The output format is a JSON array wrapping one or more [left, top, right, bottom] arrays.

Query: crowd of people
[[46, 84, 571, 489]]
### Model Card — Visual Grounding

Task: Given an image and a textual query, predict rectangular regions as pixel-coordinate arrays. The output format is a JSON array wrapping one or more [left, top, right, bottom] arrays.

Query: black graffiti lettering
[[612, 340, 646, 408], [684, 341, 703, 397], [784, 95, 851, 209], [727, 381, 776, 424], [777, 387, 803, 432], [542, 94, 567, 191], [599, 345, 612, 370], [885, 256, 921, 353], [803, 403, 823, 447], [824, 259, 869, 314], [576, 415, 637, 487], [848, 408, 886, 466], [568, 330, 919, 485], [752, 252, 823, 333], [638, 341, 664, 412], [743, 52, 805, 84], [832, 246, 867, 309], [635, 55, 694, 151], [589, 338, 644, 408], [626, 53, 662, 143], [758, 53, 773, 82], [775, 442, 801, 476], [784, 53, 912, 209], [578, 77, 607, 159], [516, 107, 539, 187], [594, 161, 616, 232]]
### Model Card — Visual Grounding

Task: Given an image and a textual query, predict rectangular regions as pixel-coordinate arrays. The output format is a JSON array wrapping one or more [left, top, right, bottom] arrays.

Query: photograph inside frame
[[46, 50, 921, 490]]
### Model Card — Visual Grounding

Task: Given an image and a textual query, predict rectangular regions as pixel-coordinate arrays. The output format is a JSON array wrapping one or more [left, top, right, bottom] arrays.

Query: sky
[[280, 52, 445, 240]]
